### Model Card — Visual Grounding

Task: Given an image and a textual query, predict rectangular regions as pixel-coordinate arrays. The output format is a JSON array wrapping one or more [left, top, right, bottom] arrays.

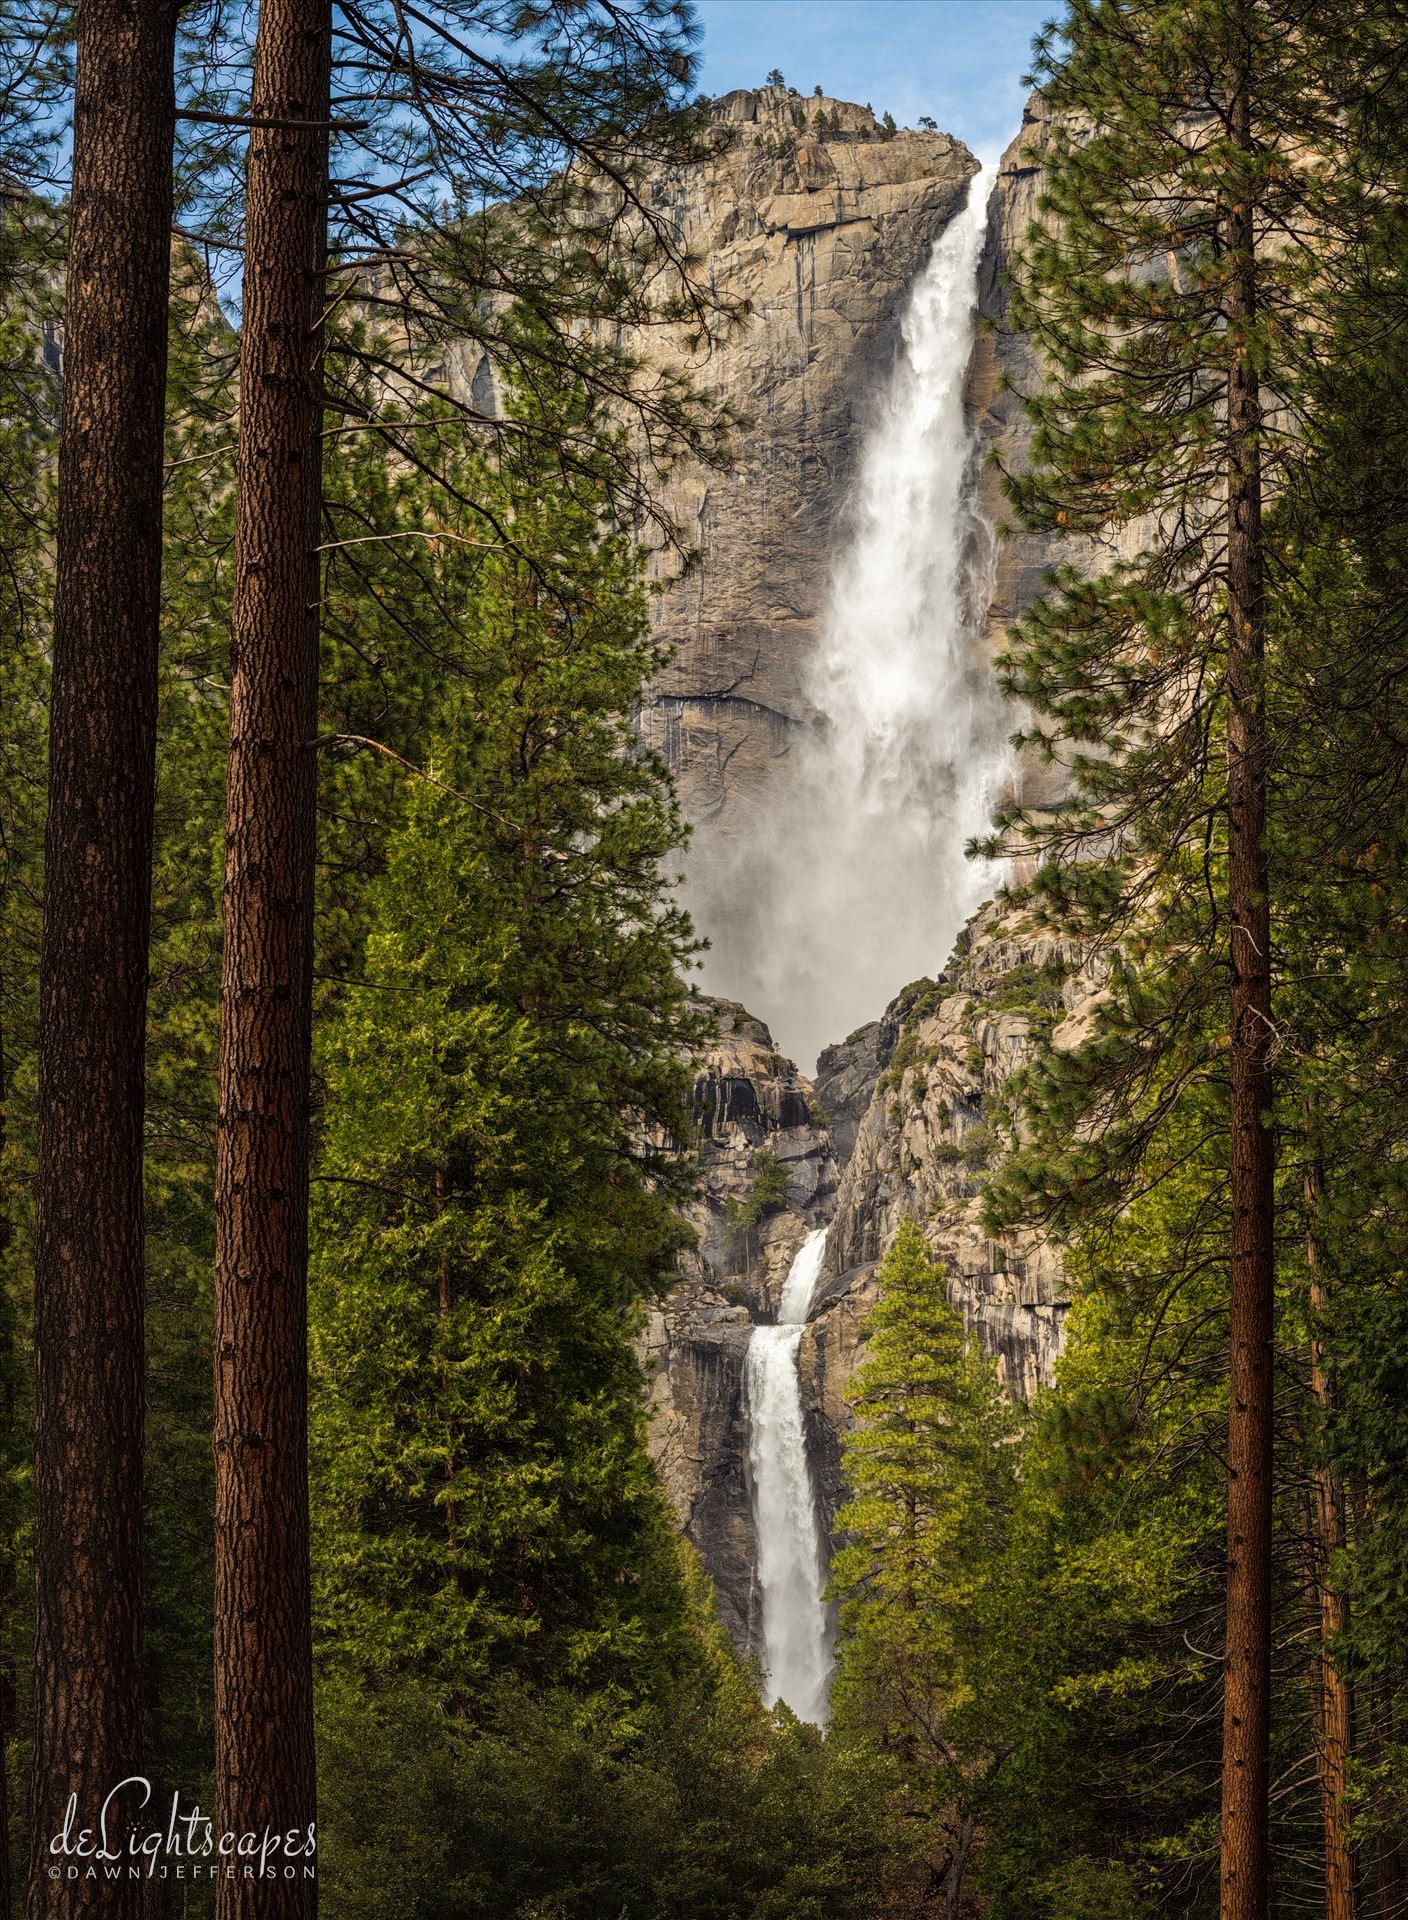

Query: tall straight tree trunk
[[1217, 45, 1277, 1920], [26, 4, 180, 1914], [1304, 1148, 1356, 1920], [212, 3, 330, 1914]]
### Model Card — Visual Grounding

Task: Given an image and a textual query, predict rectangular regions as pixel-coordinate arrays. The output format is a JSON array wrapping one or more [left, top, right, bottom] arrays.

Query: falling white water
[[695, 164, 1013, 1072], [745, 1227, 832, 1723]]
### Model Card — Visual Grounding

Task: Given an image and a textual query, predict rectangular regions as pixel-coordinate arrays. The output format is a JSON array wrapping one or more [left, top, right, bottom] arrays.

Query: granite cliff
[[642, 1004, 838, 1651], [639, 97, 1098, 1660], [646, 914, 1106, 1658], [632, 87, 978, 856]]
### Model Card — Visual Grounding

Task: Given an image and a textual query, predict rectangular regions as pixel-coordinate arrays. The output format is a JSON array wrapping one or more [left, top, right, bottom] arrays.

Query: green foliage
[[0, 190, 59, 1896], [877, 1027, 939, 1097], [314, 1545, 921, 1919], [723, 1150, 792, 1235], [308, 371, 709, 1718], [830, 1221, 1020, 1903], [973, 1077, 1335, 1918], [989, 958, 1067, 1032], [317, 1674, 907, 1920]]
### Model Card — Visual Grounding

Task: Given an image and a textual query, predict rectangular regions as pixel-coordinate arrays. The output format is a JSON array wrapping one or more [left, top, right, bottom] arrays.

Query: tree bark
[[212, 3, 330, 1915], [26, 4, 180, 1913], [1217, 49, 1276, 1920], [1304, 1150, 1356, 1920]]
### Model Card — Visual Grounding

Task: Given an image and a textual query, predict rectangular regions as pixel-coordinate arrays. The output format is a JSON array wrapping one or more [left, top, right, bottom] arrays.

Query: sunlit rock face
[[966, 90, 1061, 701], [639, 94, 1089, 1660], [825, 907, 1108, 1405], [632, 87, 979, 845], [646, 914, 1109, 1658]]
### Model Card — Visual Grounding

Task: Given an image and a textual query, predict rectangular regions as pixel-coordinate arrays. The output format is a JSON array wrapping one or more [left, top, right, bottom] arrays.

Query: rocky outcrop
[[966, 90, 1062, 698], [823, 908, 1106, 1400], [643, 90, 1115, 1655], [642, 1001, 838, 1649], [648, 908, 1107, 1655], [632, 88, 978, 861], [811, 974, 939, 1164]]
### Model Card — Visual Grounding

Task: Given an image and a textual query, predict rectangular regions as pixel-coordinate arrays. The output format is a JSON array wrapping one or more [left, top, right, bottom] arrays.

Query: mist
[[689, 167, 1014, 1074]]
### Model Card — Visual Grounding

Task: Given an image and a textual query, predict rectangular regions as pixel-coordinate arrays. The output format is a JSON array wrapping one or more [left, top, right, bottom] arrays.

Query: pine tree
[[976, 1086, 1330, 1920], [830, 1219, 1019, 1920], [27, 8, 181, 1914], [211, 10, 330, 1905], [1262, 29, 1408, 1893], [210, 6, 727, 1885], [308, 367, 708, 1719], [984, 9, 1352, 1914]]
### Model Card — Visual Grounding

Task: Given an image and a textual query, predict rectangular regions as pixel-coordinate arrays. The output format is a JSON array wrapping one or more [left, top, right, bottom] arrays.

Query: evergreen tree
[[309, 368, 709, 1718], [27, 8, 183, 1913], [984, 9, 1359, 1913], [210, 11, 330, 1900], [975, 1092, 1324, 1920], [209, 4, 729, 1883], [1262, 30, 1408, 1897], [830, 1219, 1020, 1920]]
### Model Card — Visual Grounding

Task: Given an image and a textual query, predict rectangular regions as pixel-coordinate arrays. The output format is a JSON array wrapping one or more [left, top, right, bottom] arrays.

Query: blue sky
[[693, 0, 1054, 163]]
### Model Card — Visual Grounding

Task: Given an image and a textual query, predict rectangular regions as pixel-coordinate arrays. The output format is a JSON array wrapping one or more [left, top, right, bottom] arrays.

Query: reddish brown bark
[[26, 4, 180, 1914], [212, 3, 330, 1915], [1217, 53, 1276, 1920]]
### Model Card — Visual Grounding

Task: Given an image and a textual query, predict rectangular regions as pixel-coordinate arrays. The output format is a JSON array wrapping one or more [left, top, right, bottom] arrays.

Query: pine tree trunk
[[26, 4, 179, 1912], [212, 3, 330, 1914], [1305, 1151, 1356, 1920], [1217, 51, 1276, 1920]]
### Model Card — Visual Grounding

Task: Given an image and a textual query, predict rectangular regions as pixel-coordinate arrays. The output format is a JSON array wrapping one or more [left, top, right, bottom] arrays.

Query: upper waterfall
[[698, 164, 1012, 1072]]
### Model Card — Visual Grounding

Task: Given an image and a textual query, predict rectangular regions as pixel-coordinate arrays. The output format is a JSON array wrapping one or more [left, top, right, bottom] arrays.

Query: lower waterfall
[[745, 1227, 832, 1724]]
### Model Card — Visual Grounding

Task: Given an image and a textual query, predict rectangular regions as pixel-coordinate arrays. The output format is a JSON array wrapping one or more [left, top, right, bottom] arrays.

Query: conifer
[[831, 1219, 1018, 1919]]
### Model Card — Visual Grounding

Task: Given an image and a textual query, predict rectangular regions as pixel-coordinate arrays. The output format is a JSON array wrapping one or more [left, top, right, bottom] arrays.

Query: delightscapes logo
[[47, 1777, 317, 1884]]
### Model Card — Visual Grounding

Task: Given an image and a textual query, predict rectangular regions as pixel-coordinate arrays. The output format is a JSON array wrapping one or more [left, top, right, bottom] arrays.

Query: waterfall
[[745, 1227, 831, 1723], [700, 163, 1012, 1073]]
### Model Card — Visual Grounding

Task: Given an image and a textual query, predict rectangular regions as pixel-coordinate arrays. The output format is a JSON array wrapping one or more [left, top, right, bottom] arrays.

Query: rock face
[[633, 87, 978, 860], [642, 1002, 838, 1651], [649, 911, 1106, 1657], [825, 910, 1106, 1401], [641, 92, 1093, 1658], [966, 90, 1062, 690]]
